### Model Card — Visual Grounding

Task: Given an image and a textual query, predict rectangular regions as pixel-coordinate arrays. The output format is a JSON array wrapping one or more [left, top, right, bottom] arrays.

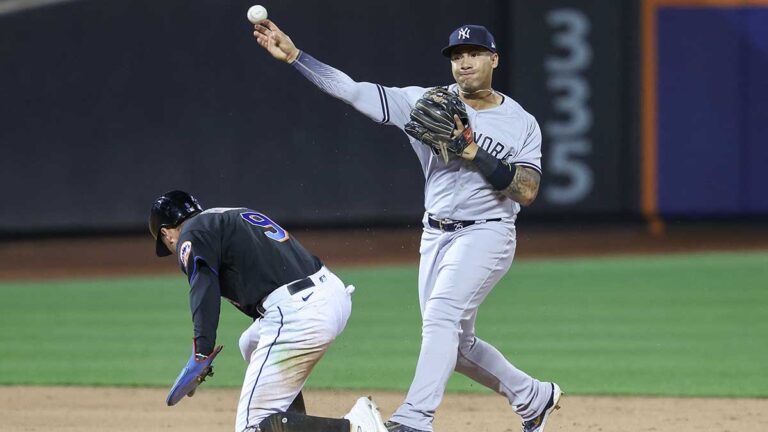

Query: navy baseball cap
[[441, 24, 497, 57]]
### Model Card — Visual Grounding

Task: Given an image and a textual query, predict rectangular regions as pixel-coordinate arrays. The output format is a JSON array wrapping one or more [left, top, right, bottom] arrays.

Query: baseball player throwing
[[253, 21, 562, 432], [149, 190, 388, 432]]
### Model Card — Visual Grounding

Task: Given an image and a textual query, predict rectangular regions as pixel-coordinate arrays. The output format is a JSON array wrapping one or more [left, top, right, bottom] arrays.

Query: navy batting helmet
[[149, 190, 203, 257]]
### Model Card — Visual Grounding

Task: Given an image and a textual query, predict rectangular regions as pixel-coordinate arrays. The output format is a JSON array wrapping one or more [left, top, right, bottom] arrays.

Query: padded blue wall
[[744, 11, 768, 213], [657, 7, 768, 216]]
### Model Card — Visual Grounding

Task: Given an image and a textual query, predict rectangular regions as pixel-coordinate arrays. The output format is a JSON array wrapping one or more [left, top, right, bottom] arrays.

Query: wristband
[[473, 147, 516, 190]]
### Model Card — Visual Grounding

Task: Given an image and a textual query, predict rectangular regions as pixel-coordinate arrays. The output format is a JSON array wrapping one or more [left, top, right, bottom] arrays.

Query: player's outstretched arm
[[252, 22, 415, 128], [253, 20, 300, 63]]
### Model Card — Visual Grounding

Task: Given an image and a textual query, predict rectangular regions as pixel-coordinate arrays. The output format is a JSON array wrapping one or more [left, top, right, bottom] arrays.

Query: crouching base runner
[[149, 190, 388, 432]]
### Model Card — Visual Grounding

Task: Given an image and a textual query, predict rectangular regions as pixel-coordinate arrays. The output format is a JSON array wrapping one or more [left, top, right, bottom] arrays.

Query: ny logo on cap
[[458, 27, 471, 39]]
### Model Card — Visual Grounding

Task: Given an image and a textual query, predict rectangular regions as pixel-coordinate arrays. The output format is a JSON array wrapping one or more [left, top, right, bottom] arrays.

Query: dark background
[[0, 0, 765, 234]]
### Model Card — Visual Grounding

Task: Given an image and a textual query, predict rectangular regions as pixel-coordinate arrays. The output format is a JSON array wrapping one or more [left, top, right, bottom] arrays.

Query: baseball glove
[[404, 87, 470, 162]]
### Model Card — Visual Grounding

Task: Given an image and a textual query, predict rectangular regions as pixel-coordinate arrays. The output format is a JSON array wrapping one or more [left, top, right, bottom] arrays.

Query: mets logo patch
[[179, 241, 192, 271]]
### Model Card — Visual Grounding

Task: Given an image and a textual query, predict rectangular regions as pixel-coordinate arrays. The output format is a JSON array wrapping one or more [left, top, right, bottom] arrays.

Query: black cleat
[[384, 421, 429, 432]]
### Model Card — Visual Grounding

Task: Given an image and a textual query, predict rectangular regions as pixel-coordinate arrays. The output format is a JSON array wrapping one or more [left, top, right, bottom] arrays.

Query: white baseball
[[247, 5, 268, 24]]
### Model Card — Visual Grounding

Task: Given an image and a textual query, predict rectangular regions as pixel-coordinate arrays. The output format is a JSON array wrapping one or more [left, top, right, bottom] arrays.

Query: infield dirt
[[2, 386, 767, 432]]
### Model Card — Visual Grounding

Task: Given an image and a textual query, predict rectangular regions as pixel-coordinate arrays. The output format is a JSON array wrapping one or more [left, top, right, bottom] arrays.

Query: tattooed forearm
[[469, 147, 541, 204], [504, 166, 541, 206]]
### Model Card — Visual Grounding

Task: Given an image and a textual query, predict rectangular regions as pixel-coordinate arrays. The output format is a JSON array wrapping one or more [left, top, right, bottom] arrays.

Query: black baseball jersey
[[174, 208, 323, 355]]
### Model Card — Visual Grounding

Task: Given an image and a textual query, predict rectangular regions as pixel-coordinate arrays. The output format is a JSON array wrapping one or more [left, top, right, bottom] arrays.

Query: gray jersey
[[292, 51, 553, 431], [292, 52, 543, 221]]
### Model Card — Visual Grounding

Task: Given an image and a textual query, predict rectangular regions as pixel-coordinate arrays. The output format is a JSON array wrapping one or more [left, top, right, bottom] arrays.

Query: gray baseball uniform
[[292, 51, 552, 431]]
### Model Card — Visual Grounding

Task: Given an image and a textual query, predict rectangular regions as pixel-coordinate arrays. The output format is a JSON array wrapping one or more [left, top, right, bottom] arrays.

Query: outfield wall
[[643, 0, 768, 217], [1, 0, 765, 233]]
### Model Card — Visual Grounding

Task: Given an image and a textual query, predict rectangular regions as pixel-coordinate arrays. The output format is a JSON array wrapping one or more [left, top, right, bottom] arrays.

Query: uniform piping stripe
[[514, 162, 542, 175], [375, 85, 385, 123], [376, 84, 389, 124], [245, 306, 284, 428], [188, 256, 218, 283], [381, 85, 390, 123]]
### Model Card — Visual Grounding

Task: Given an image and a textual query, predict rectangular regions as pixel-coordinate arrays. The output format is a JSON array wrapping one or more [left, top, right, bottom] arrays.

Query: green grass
[[1, 251, 766, 397]]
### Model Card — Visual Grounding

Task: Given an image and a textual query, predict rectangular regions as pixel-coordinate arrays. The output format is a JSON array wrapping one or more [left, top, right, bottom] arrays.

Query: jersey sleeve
[[507, 114, 543, 174], [291, 51, 425, 130], [177, 229, 221, 280], [381, 85, 430, 130], [188, 265, 221, 356], [176, 230, 222, 356]]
